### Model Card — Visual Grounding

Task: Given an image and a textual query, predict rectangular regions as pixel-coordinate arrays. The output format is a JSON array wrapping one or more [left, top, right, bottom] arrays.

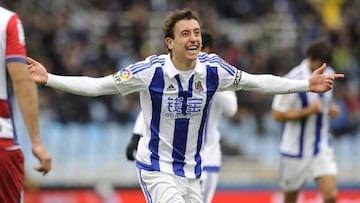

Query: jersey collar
[[164, 53, 205, 78]]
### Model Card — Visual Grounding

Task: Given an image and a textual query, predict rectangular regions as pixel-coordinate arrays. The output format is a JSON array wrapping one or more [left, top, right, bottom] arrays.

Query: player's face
[[166, 19, 202, 62], [309, 59, 324, 72]]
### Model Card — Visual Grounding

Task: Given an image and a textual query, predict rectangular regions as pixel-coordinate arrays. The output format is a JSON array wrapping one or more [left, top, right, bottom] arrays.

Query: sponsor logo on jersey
[[165, 96, 203, 119], [113, 68, 132, 84], [166, 84, 176, 91], [233, 70, 242, 85]]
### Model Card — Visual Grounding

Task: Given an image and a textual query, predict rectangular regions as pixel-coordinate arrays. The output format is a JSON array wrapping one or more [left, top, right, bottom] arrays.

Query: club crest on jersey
[[233, 70, 242, 85], [195, 80, 203, 91], [279, 96, 288, 106], [113, 68, 132, 84]]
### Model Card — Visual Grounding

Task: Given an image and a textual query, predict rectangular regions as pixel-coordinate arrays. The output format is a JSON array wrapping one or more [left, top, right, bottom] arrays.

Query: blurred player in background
[[126, 111, 143, 161], [272, 39, 339, 203], [0, 6, 52, 203], [125, 31, 238, 203], [27, 8, 343, 203], [201, 90, 237, 203]]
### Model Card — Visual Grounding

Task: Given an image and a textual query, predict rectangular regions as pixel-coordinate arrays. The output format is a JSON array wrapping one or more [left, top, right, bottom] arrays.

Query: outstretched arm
[[239, 72, 309, 94], [27, 57, 119, 96], [8, 62, 52, 175], [239, 63, 344, 94]]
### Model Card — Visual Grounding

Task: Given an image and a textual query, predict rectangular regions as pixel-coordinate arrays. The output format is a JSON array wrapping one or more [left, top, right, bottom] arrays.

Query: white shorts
[[279, 148, 337, 191], [138, 169, 202, 203], [201, 171, 219, 203]]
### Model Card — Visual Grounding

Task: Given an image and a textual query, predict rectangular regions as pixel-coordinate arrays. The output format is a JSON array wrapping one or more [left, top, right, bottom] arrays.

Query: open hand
[[27, 57, 49, 85]]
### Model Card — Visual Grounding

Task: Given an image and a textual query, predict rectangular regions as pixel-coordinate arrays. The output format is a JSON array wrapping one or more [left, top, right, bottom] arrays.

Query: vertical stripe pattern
[[148, 67, 164, 171], [128, 53, 238, 178], [138, 169, 152, 203], [313, 93, 324, 155], [194, 66, 218, 177], [171, 75, 194, 176], [282, 92, 307, 158]]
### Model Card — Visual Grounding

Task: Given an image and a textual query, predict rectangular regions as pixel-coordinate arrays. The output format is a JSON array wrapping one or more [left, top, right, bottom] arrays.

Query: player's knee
[[324, 197, 336, 203], [323, 188, 337, 203], [284, 190, 299, 203]]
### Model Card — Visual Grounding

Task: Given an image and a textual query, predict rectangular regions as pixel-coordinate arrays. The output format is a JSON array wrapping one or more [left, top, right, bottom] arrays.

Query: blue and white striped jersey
[[272, 60, 335, 158], [110, 52, 309, 178], [113, 52, 239, 179], [132, 91, 238, 175], [46, 51, 309, 178]]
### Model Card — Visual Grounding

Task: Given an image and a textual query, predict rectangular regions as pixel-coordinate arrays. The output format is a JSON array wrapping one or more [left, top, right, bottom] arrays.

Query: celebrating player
[[28, 8, 343, 203], [125, 31, 238, 203]]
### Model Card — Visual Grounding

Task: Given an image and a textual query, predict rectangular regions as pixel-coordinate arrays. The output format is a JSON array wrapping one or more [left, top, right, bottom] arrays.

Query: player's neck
[[171, 55, 196, 71]]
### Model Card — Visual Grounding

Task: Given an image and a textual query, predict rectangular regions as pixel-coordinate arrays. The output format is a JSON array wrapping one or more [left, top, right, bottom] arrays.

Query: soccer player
[[271, 39, 339, 203], [0, 6, 52, 202], [126, 31, 217, 162], [125, 31, 238, 203], [28, 8, 343, 203]]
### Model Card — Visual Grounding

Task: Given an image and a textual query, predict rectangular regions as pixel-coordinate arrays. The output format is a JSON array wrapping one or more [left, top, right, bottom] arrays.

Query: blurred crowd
[[3, 0, 360, 137]]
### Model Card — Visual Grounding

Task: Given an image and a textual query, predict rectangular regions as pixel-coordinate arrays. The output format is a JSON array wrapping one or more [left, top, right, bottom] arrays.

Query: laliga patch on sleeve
[[279, 96, 288, 106], [17, 19, 26, 46], [113, 68, 132, 84], [233, 69, 242, 85]]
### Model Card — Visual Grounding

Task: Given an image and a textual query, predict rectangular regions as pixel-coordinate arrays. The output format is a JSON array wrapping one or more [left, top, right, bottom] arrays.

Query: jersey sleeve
[[223, 71, 309, 94], [212, 55, 308, 94], [205, 54, 239, 90], [271, 68, 305, 112], [6, 13, 26, 64], [113, 56, 157, 95], [46, 74, 119, 96]]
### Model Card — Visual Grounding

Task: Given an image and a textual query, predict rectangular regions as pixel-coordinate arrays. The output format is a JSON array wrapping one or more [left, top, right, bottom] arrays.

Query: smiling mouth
[[186, 46, 198, 51], [186, 48, 198, 52]]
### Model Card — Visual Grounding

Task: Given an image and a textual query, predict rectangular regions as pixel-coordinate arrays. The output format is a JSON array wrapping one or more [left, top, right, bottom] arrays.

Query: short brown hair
[[306, 39, 333, 63], [163, 8, 200, 40]]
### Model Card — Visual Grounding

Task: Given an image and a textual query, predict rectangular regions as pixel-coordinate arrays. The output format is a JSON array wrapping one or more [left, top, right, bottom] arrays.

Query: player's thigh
[[184, 177, 202, 203], [138, 169, 188, 203], [311, 148, 337, 178], [279, 156, 309, 191], [311, 149, 337, 198]]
